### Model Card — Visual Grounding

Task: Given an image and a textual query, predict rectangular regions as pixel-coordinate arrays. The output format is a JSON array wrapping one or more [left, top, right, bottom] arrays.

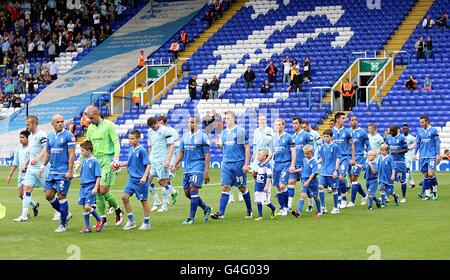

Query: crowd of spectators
[[0, 0, 144, 109]]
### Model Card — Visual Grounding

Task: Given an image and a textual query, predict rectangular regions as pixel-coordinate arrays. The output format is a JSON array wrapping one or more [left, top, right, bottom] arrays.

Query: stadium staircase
[[351, 0, 449, 145], [373, 0, 434, 103], [177, 0, 248, 75]]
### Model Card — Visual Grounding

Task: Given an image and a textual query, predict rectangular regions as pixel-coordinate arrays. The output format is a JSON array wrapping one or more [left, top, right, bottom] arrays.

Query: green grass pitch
[[0, 167, 449, 260]]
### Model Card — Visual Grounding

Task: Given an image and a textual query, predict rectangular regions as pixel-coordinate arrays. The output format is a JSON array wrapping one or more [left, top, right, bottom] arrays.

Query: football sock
[[297, 199, 305, 214], [277, 191, 285, 210], [49, 196, 61, 212], [357, 183, 367, 198], [368, 196, 373, 208], [90, 209, 101, 221], [59, 199, 68, 227], [319, 189, 325, 209], [83, 212, 91, 228], [242, 190, 252, 212], [282, 188, 289, 209], [219, 191, 229, 215], [314, 197, 321, 212], [257, 203, 263, 217], [162, 186, 170, 207], [127, 212, 135, 223], [197, 196, 208, 212], [103, 192, 119, 210], [22, 192, 32, 217], [144, 217, 150, 225], [287, 185, 295, 209], [149, 183, 161, 205], [351, 182, 358, 203], [96, 194, 106, 216], [401, 182, 407, 198], [190, 189, 199, 220], [266, 203, 276, 212], [332, 190, 339, 208]]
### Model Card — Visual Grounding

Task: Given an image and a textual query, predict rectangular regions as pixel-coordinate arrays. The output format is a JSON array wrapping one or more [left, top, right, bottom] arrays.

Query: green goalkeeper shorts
[[97, 155, 115, 187]]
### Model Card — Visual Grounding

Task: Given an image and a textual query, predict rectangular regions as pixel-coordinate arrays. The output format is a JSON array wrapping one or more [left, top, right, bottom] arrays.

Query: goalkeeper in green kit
[[80, 106, 124, 226]]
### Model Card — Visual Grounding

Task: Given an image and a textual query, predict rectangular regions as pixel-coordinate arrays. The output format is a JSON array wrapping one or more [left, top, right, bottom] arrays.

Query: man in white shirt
[[50, 61, 58, 80]]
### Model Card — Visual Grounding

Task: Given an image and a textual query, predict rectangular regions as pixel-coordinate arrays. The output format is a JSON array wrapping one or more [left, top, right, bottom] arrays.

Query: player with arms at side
[[15, 116, 48, 222], [272, 118, 296, 216], [147, 117, 175, 213], [291, 145, 321, 218], [252, 148, 277, 220], [413, 115, 441, 200], [211, 111, 253, 219], [289, 117, 313, 212], [332, 112, 356, 208], [78, 141, 103, 233], [348, 115, 370, 207], [6, 130, 40, 219], [39, 114, 75, 232], [378, 144, 399, 207], [84, 106, 124, 226], [385, 124, 408, 204], [172, 117, 212, 224], [121, 130, 152, 230], [158, 116, 179, 205], [402, 124, 416, 194], [318, 129, 341, 214]]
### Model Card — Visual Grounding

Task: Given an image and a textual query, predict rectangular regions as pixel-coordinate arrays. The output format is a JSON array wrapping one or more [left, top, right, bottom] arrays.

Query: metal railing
[[309, 86, 331, 110], [110, 63, 177, 115]]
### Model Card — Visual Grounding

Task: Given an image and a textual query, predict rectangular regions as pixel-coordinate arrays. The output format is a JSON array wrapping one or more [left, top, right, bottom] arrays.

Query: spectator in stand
[[423, 75, 432, 90], [441, 149, 450, 160], [341, 79, 355, 111], [202, 79, 210, 100], [435, 13, 448, 29], [47, 40, 56, 61], [303, 56, 311, 81], [17, 73, 26, 94], [116, 2, 127, 21], [12, 93, 22, 108], [265, 60, 278, 83], [43, 71, 52, 84], [41, 59, 50, 75], [425, 36, 432, 60], [50, 60, 58, 80], [422, 15, 434, 29], [169, 41, 180, 60], [210, 75, 220, 99], [260, 80, 271, 94], [189, 75, 197, 100], [5, 79, 14, 97], [290, 69, 303, 93], [214, 0, 224, 18], [244, 66, 256, 88], [415, 37, 425, 59], [36, 38, 45, 58], [3, 95, 11, 108], [405, 75, 418, 90], [352, 81, 360, 106], [205, 8, 215, 28], [66, 41, 77, 52], [179, 31, 189, 48], [281, 56, 291, 84], [137, 50, 146, 69]]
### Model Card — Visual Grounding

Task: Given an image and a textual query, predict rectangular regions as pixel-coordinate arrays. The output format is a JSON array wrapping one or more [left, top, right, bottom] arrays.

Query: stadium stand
[[0, 0, 149, 119], [352, 0, 449, 149], [111, 0, 418, 161]]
